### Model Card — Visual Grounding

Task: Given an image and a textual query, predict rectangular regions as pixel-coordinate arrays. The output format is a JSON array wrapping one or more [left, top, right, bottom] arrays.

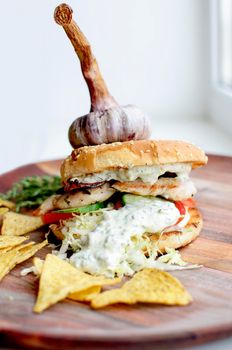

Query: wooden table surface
[[0, 154, 232, 350]]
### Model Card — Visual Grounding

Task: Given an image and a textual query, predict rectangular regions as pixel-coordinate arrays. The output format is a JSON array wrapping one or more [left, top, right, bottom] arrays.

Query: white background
[[0, 0, 231, 174]]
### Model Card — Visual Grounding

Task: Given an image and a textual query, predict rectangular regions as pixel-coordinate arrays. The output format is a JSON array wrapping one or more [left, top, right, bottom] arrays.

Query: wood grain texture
[[0, 154, 232, 350]]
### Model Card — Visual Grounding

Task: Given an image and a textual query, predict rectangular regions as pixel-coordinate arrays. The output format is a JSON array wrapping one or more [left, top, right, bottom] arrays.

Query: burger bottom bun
[[51, 207, 202, 255], [148, 207, 202, 253]]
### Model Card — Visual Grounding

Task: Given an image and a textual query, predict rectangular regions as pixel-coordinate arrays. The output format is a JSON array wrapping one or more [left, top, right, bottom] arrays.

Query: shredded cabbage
[[20, 266, 39, 276], [55, 210, 200, 277]]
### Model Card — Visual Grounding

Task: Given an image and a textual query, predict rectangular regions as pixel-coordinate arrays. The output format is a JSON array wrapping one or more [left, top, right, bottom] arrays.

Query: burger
[[38, 140, 207, 277]]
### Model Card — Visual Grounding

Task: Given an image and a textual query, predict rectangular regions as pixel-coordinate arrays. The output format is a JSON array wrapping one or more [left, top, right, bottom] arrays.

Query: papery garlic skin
[[69, 105, 151, 148], [55, 4, 151, 149]]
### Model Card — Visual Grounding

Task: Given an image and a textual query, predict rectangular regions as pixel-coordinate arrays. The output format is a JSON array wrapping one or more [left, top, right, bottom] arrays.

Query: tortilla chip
[[0, 246, 14, 254], [91, 268, 192, 309], [32, 257, 100, 301], [33, 254, 121, 313], [69, 286, 101, 302], [0, 207, 9, 216], [16, 240, 47, 265], [0, 242, 33, 281], [0, 208, 9, 226], [0, 198, 15, 210], [0, 235, 29, 249], [33, 257, 44, 275], [1, 212, 43, 235], [0, 249, 20, 281], [16, 241, 35, 250], [0, 242, 34, 281], [0, 240, 47, 282]]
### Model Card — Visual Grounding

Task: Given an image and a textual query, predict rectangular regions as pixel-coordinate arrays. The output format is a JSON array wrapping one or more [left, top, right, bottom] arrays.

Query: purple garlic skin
[[68, 105, 151, 148]]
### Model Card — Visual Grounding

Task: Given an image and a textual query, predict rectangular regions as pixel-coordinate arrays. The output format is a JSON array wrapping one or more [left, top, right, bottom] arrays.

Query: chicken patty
[[112, 178, 196, 201], [36, 183, 115, 214]]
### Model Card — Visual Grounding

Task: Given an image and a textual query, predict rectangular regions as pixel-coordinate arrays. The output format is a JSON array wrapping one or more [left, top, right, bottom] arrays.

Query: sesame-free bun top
[[61, 140, 208, 183]]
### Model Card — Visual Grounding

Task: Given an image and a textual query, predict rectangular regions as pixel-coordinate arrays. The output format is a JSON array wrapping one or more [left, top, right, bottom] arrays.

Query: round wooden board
[[0, 155, 232, 350]]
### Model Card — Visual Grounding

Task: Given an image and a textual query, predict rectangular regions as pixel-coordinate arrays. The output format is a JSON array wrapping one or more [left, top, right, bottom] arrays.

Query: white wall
[[0, 0, 207, 173], [207, 0, 232, 136]]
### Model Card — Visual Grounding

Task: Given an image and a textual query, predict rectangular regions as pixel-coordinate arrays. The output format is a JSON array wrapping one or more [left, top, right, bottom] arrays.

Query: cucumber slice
[[56, 202, 105, 214], [122, 194, 146, 205], [122, 194, 167, 206]]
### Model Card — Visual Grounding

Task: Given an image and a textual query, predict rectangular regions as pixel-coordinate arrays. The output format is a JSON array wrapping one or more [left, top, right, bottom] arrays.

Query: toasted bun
[[61, 140, 207, 183], [148, 207, 202, 252]]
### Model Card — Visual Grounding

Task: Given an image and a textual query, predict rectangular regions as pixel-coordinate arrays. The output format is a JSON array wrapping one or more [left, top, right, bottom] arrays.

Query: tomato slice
[[174, 198, 195, 225], [180, 198, 196, 208], [42, 212, 75, 224], [114, 199, 123, 210], [174, 201, 186, 216]]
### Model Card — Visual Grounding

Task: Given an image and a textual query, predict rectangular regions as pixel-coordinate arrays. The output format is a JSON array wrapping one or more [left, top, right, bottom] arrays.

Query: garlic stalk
[[54, 4, 151, 148]]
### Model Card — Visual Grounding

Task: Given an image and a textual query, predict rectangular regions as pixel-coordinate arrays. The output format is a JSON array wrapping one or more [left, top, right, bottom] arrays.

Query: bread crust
[[148, 207, 202, 253], [61, 140, 208, 183]]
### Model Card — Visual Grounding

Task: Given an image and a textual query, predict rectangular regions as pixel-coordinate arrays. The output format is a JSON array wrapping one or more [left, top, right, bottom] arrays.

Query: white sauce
[[69, 198, 180, 277], [162, 208, 190, 233], [71, 163, 191, 185]]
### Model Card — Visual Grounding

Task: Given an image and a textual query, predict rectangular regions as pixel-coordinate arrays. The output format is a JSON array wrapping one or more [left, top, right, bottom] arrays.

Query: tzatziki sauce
[[71, 163, 191, 185], [69, 198, 180, 277]]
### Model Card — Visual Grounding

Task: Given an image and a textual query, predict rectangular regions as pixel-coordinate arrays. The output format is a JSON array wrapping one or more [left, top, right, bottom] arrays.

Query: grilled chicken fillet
[[36, 183, 115, 215], [112, 178, 196, 201]]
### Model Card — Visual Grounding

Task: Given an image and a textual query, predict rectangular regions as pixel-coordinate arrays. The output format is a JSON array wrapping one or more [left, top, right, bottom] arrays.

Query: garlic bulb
[[54, 4, 151, 148]]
